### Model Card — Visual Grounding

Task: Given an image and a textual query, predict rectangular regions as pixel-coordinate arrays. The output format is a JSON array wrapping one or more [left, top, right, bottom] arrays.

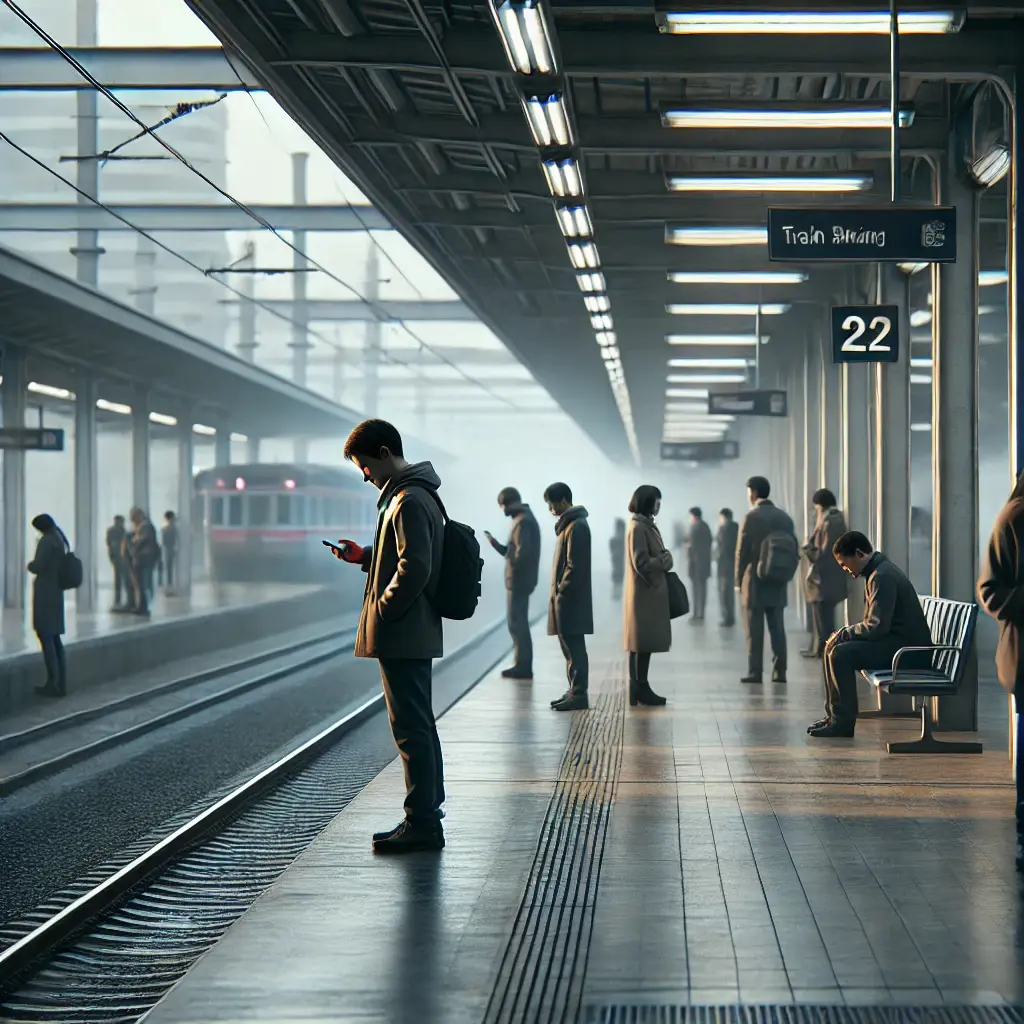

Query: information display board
[[707, 390, 787, 417], [0, 428, 64, 451], [661, 440, 740, 462], [831, 305, 900, 364]]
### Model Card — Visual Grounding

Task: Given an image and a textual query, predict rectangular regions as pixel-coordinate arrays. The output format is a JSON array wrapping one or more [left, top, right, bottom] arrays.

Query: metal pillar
[[131, 389, 150, 512], [176, 416, 193, 595], [74, 374, 98, 612], [214, 426, 231, 468], [821, 334, 843, 506], [842, 358, 871, 624], [364, 245, 381, 417], [238, 240, 257, 362], [291, 154, 310, 463], [70, 0, 103, 287], [804, 332, 822, 526], [2, 347, 27, 611], [931, 147, 980, 732]]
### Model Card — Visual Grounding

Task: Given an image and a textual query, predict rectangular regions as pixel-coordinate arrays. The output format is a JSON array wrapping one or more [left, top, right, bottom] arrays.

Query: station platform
[[143, 601, 1023, 1023]]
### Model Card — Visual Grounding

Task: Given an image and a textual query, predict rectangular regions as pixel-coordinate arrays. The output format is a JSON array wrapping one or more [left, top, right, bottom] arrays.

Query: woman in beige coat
[[623, 484, 673, 707]]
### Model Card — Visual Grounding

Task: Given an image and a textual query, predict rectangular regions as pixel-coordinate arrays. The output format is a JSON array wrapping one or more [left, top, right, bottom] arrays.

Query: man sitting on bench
[[807, 530, 932, 739]]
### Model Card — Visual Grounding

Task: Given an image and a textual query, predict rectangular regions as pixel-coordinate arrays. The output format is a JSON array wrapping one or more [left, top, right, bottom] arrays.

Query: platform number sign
[[830, 304, 900, 364]]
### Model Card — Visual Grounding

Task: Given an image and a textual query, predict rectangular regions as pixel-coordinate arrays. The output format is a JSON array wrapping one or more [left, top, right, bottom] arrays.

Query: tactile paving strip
[[483, 667, 626, 1024], [581, 1007, 1024, 1024]]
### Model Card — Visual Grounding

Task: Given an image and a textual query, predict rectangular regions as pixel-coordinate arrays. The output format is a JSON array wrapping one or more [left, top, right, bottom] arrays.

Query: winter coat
[[128, 518, 159, 568], [355, 461, 444, 660], [803, 506, 849, 604], [978, 496, 1024, 697], [547, 506, 593, 636], [716, 520, 738, 581], [735, 499, 797, 610], [623, 514, 673, 653], [850, 552, 931, 647], [28, 529, 65, 636], [686, 518, 713, 581], [492, 504, 541, 594]]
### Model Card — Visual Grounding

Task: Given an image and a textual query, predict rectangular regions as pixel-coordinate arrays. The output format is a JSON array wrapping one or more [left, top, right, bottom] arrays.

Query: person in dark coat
[[28, 513, 67, 698], [331, 418, 446, 855], [977, 470, 1024, 871], [801, 489, 849, 658], [686, 506, 713, 622], [610, 518, 626, 600], [715, 508, 739, 627], [126, 507, 159, 616], [735, 476, 798, 684], [809, 531, 931, 738], [544, 481, 592, 713], [161, 511, 180, 592], [485, 486, 541, 680], [106, 514, 128, 610]]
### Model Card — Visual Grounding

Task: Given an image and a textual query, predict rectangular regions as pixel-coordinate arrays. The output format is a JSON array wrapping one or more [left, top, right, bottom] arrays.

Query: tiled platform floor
[[144, 598, 1024, 1023]]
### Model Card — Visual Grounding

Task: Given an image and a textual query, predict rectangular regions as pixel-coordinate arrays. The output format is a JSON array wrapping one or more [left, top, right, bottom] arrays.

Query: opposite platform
[[143, 602, 1024, 1023]]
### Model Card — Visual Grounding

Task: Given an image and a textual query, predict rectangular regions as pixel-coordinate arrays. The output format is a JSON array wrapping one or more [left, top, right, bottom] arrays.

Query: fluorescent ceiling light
[[668, 270, 807, 285], [577, 272, 606, 293], [591, 314, 614, 330], [667, 335, 762, 346], [667, 173, 872, 193], [662, 106, 914, 130], [584, 294, 611, 313], [911, 374, 932, 385], [97, 398, 131, 415], [979, 270, 1008, 286], [669, 358, 749, 369], [668, 373, 747, 384], [664, 414, 736, 423], [28, 381, 74, 399], [910, 309, 932, 327], [601, 346, 621, 361], [659, 12, 961, 35], [568, 241, 600, 269], [666, 226, 767, 246], [667, 303, 789, 316], [231, 432, 248, 443], [193, 423, 217, 436], [911, 423, 933, 433], [492, 1, 556, 74], [666, 388, 711, 399], [557, 205, 593, 239], [149, 412, 177, 426], [971, 145, 1010, 187], [595, 330, 617, 347], [911, 357, 933, 368], [543, 158, 583, 198], [524, 95, 572, 147], [665, 401, 716, 411], [898, 262, 928, 274]]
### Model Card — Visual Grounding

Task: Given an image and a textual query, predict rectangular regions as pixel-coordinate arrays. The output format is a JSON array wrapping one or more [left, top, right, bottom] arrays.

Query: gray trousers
[[507, 587, 533, 672], [690, 576, 708, 619], [745, 604, 787, 676], [717, 574, 735, 625]]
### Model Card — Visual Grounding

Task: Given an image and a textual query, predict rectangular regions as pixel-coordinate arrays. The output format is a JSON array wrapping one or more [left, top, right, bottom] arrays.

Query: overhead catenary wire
[[1, 0, 513, 407]]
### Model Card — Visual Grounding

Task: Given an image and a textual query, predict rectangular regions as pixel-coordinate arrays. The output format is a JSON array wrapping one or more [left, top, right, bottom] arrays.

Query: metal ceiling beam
[[283, 26, 1022, 79], [0, 204, 390, 232], [0, 47, 262, 90], [222, 298, 475, 321]]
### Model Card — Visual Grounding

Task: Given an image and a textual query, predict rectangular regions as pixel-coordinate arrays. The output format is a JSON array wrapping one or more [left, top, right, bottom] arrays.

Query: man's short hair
[[833, 530, 874, 557], [543, 481, 573, 505], [746, 475, 771, 500], [719, 508, 733, 520], [497, 487, 521, 506], [688, 506, 702, 519], [812, 488, 837, 508], [343, 418, 404, 460]]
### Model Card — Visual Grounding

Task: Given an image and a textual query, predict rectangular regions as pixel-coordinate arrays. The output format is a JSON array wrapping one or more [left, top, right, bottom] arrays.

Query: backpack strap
[[55, 526, 70, 552]]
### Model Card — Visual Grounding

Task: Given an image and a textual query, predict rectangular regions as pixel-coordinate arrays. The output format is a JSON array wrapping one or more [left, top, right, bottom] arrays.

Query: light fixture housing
[[667, 303, 790, 316], [898, 262, 929, 274], [656, 11, 963, 35], [491, 1, 556, 74], [668, 373, 747, 384], [979, 269, 1009, 287], [584, 294, 611, 313], [667, 270, 807, 285], [523, 94, 572, 147], [666, 388, 711, 399], [666, 226, 768, 246], [667, 172, 873, 193], [591, 314, 614, 330], [910, 309, 932, 327], [666, 334, 764, 346], [542, 157, 583, 198], [661, 104, 914, 130], [556, 204, 594, 239], [971, 145, 1011, 188], [577, 271, 606, 293], [595, 330, 617, 347], [568, 241, 600, 269], [668, 358, 750, 369]]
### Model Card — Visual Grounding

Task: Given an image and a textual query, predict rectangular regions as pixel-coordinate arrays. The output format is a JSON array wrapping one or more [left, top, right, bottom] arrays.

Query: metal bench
[[860, 596, 983, 755]]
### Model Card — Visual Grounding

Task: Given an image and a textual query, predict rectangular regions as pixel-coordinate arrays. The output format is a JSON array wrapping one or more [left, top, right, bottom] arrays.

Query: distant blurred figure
[[485, 487, 541, 680], [127, 507, 159, 617], [686, 506, 713, 623], [610, 518, 626, 599], [672, 521, 686, 555], [28, 513, 67, 698], [715, 508, 738, 627], [161, 511, 180, 593], [545, 482, 593, 712], [623, 486, 672, 707], [800, 488, 848, 659], [106, 514, 128, 611]]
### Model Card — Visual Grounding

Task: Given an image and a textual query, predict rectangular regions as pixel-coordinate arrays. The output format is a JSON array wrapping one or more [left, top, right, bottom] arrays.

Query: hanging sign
[[831, 305, 900, 364], [660, 440, 740, 462], [0, 428, 64, 451], [708, 390, 787, 417], [767, 206, 956, 263]]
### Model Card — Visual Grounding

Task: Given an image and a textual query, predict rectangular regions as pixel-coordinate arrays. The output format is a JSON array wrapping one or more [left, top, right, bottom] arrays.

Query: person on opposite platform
[[686, 506, 713, 623], [715, 508, 738, 628], [28, 513, 67, 698]]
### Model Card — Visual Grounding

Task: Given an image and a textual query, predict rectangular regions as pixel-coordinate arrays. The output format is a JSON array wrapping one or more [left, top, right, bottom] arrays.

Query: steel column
[[74, 374, 98, 612], [71, 0, 103, 288], [821, 334, 843, 508], [2, 347, 27, 611], [291, 154, 310, 464], [214, 426, 231, 468], [176, 416, 193, 595], [842, 358, 871, 625], [131, 388, 150, 512]]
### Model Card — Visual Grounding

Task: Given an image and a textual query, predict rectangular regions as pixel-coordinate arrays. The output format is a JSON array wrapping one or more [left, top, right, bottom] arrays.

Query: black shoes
[[552, 693, 588, 712], [741, 672, 785, 684], [807, 717, 830, 733], [740, 674, 762, 684], [34, 683, 63, 698], [501, 667, 533, 680], [372, 819, 445, 854], [772, 671, 787, 683], [629, 681, 667, 707], [800, 648, 823, 659], [807, 721, 855, 739], [550, 691, 570, 707]]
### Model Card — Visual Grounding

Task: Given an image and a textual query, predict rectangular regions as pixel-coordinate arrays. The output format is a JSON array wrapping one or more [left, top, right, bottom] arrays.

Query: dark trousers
[[810, 600, 838, 652], [507, 587, 532, 672], [1015, 698, 1023, 856], [379, 657, 445, 826], [130, 562, 151, 613], [37, 632, 66, 694], [612, 575, 623, 600], [558, 633, 589, 695], [745, 604, 787, 676], [823, 639, 903, 725], [164, 552, 177, 589], [690, 577, 708, 619], [717, 574, 735, 625], [111, 558, 127, 607], [628, 651, 651, 683]]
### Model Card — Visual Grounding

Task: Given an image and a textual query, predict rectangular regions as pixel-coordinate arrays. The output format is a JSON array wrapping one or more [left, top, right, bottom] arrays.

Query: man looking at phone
[[330, 418, 446, 854]]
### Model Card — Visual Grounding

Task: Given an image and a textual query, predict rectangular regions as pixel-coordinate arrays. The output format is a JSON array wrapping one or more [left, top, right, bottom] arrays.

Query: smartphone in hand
[[322, 539, 347, 557]]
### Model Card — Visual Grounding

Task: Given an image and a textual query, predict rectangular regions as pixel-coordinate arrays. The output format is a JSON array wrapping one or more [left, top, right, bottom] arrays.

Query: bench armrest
[[891, 644, 960, 683]]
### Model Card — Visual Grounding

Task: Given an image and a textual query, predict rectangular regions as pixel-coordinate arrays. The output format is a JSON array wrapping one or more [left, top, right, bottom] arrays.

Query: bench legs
[[887, 700, 983, 755]]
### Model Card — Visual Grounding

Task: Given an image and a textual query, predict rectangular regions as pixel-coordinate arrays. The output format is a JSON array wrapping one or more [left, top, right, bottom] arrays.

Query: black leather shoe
[[630, 681, 667, 707], [806, 718, 831, 733], [552, 693, 589, 712], [33, 684, 61, 698], [808, 722, 855, 739], [502, 667, 534, 679], [772, 672, 787, 683], [740, 674, 762, 684], [550, 691, 570, 707], [372, 820, 444, 854]]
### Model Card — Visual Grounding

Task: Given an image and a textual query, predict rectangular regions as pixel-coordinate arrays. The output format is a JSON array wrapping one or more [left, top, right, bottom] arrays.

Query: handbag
[[666, 571, 689, 619]]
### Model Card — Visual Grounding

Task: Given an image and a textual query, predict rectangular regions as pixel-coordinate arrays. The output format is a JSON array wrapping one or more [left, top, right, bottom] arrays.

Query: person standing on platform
[[161, 511, 180, 593], [735, 475, 798, 684], [544, 482, 593, 712], [484, 487, 541, 681], [715, 508, 738, 628], [28, 514, 67, 698], [686, 506, 713, 623], [623, 485, 672, 707], [106, 514, 128, 611], [808, 531, 931, 739], [800, 489, 848, 659], [331, 418, 446, 854], [610, 518, 626, 600], [127, 507, 159, 617], [977, 472, 1024, 872]]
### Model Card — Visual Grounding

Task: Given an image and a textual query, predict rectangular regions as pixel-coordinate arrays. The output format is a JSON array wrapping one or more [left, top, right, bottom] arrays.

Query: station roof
[[183, 0, 1022, 463], [0, 245, 367, 439]]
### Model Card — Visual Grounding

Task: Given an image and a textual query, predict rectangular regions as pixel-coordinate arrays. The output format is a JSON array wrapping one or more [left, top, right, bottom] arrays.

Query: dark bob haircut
[[497, 487, 521, 506], [31, 513, 56, 533], [812, 488, 837, 508], [832, 530, 874, 557], [719, 508, 733, 520], [688, 506, 702, 519], [746, 475, 771, 500], [628, 484, 662, 517], [343, 418, 404, 460], [543, 481, 573, 505]]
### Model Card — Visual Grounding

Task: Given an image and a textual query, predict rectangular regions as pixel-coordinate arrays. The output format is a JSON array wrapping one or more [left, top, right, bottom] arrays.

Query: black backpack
[[757, 530, 799, 587], [427, 493, 483, 620], [55, 527, 84, 591]]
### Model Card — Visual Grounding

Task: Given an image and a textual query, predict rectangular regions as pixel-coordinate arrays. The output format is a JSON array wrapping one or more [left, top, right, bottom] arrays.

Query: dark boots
[[628, 677, 667, 707]]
